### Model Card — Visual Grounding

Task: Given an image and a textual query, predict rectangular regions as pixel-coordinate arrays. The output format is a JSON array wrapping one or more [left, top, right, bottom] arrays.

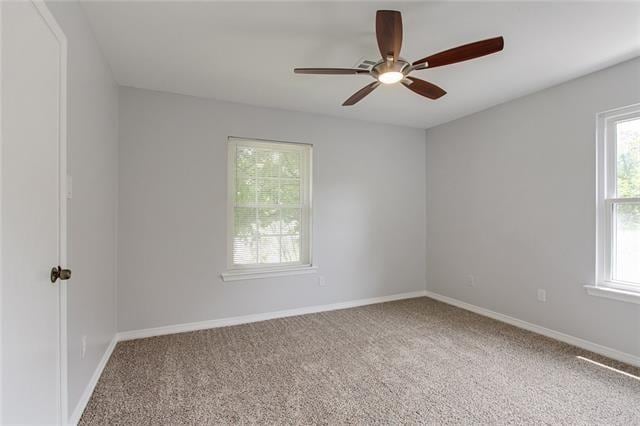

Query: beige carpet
[[80, 297, 640, 425]]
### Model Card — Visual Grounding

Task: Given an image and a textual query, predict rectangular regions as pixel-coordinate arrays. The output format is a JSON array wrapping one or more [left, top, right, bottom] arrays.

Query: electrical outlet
[[81, 335, 87, 359], [466, 275, 476, 287], [537, 289, 546, 302], [318, 276, 327, 287]]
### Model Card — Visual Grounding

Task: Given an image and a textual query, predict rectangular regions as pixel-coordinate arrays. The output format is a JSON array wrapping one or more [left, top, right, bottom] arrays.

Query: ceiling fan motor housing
[[371, 58, 410, 82]]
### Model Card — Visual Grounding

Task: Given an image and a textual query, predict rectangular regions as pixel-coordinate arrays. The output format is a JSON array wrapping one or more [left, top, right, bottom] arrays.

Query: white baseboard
[[117, 290, 428, 341], [424, 290, 640, 368], [68, 336, 117, 426]]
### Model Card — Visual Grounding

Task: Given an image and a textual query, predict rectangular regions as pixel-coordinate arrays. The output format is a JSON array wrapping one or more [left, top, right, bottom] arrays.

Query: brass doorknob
[[51, 266, 71, 283]]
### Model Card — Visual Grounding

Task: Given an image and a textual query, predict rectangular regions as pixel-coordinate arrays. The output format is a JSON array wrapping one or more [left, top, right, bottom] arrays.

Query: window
[[222, 137, 313, 281], [590, 104, 640, 302]]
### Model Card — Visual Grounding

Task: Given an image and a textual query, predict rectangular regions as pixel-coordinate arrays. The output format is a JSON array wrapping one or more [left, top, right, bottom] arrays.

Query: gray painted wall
[[425, 58, 640, 358], [47, 1, 119, 417], [117, 87, 426, 332]]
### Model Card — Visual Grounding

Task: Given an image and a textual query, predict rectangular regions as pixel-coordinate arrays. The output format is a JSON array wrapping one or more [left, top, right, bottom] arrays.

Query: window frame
[[223, 137, 314, 281], [592, 104, 640, 300]]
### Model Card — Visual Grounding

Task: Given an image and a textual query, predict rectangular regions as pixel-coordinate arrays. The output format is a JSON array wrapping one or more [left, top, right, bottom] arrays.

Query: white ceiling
[[81, 1, 640, 129]]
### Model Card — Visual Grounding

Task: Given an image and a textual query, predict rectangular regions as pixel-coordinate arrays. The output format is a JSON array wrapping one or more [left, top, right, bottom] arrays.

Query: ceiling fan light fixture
[[378, 71, 403, 84]]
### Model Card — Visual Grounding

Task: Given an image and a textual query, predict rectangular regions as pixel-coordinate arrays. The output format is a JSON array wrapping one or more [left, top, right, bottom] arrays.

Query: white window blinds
[[228, 138, 312, 269]]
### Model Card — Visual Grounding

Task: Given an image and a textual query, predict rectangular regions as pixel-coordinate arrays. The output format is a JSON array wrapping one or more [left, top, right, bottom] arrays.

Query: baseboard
[[117, 290, 427, 341], [68, 336, 117, 425], [424, 290, 640, 368]]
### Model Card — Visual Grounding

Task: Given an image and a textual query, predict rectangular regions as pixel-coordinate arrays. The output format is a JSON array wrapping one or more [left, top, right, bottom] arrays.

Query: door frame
[[0, 1, 68, 423]]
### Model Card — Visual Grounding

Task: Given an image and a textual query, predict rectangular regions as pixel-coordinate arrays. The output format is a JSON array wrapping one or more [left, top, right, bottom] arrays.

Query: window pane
[[280, 180, 300, 204], [281, 235, 300, 263], [281, 151, 300, 178], [233, 236, 257, 265], [613, 202, 640, 284], [256, 150, 281, 178], [281, 208, 301, 235], [234, 207, 255, 237], [258, 208, 280, 235], [259, 236, 280, 263], [616, 118, 640, 198], [235, 177, 255, 204], [257, 179, 279, 204], [236, 147, 255, 177]]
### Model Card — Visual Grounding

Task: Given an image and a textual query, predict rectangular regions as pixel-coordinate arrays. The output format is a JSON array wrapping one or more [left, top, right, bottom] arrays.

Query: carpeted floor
[[80, 297, 640, 425]]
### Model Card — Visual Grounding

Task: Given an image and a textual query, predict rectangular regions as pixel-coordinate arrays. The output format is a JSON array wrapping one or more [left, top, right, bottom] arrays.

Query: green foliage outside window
[[616, 121, 640, 229], [234, 145, 303, 264]]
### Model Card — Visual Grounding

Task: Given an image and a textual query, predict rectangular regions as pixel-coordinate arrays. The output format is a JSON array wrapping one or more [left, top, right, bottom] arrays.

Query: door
[[1, 1, 68, 424]]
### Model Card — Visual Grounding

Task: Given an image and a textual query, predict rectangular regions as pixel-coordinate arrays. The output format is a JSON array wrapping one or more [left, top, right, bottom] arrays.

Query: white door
[[1, 1, 68, 424]]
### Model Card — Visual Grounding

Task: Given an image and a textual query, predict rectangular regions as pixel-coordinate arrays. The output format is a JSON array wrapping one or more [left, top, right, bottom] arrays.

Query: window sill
[[221, 265, 318, 282], [584, 284, 640, 305]]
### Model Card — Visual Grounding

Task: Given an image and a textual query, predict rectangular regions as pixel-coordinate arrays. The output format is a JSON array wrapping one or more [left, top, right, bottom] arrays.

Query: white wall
[[425, 58, 640, 358], [46, 1, 119, 418], [117, 87, 426, 332]]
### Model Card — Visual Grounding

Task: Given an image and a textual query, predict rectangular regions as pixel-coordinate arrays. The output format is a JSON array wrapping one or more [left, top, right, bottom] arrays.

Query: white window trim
[[584, 284, 640, 305], [221, 265, 318, 282], [222, 137, 315, 282], [587, 103, 640, 303]]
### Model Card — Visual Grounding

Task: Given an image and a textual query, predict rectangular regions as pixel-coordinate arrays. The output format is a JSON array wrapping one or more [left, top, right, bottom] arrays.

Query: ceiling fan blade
[[402, 77, 446, 100], [412, 36, 504, 68], [376, 10, 403, 62], [342, 81, 380, 106], [294, 68, 369, 75]]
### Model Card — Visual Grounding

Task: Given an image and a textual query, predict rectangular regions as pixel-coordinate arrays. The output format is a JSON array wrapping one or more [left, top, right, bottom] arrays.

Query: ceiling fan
[[294, 10, 504, 106]]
